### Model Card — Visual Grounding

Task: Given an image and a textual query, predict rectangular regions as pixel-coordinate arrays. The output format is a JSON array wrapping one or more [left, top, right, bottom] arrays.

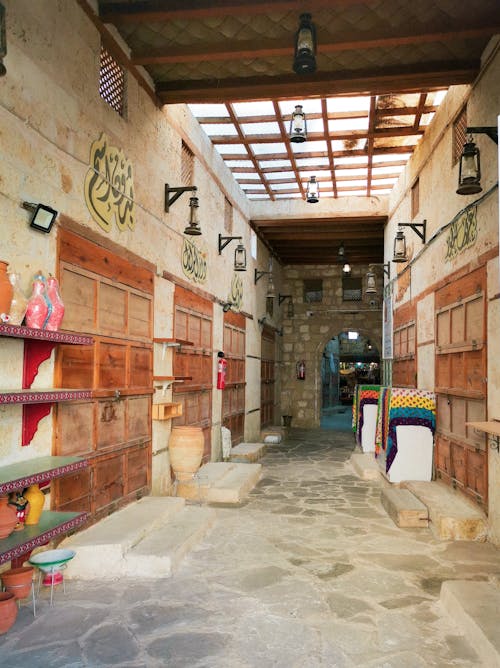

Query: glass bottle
[[45, 275, 65, 331], [7, 272, 28, 326]]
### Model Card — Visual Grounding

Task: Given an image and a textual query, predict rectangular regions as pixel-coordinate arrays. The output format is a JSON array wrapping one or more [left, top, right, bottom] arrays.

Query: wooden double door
[[53, 227, 154, 521]]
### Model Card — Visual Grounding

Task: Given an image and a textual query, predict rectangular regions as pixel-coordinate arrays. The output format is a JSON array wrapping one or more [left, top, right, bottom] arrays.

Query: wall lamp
[[293, 13, 316, 74], [0, 3, 6, 77], [337, 242, 345, 258], [342, 262, 351, 275], [289, 105, 307, 143], [222, 301, 234, 313], [457, 127, 498, 196], [22, 202, 58, 233], [365, 263, 390, 295], [279, 293, 294, 317], [306, 176, 319, 203], [218, 234, 247, 271], [255, 268, 271, 284], [392, 221, 427, 263], [164, 184, 201, 235], [258, 316, 268, 327]]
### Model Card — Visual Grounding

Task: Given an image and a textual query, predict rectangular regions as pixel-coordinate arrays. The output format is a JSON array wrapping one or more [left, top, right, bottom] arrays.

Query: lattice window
[[99, 46, 126, 116], [342, 277, 361, 301], [453, 106, 467, 165], [304, 279, 323, 303], [411, 178, 419, 219], [224, 197, 233, 234], [181, 141, 194, 185]]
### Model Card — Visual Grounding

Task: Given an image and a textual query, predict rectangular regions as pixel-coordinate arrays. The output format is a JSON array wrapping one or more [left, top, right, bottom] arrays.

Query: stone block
[[381, 488, 429, 528]]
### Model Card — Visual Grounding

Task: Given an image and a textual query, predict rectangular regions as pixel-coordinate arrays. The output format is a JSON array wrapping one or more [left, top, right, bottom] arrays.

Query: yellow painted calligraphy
[[182, 238, 207, 284]]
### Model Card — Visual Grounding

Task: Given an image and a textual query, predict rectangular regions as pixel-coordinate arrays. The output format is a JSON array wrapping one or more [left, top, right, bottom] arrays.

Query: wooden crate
[[152, 402, 183, 420]]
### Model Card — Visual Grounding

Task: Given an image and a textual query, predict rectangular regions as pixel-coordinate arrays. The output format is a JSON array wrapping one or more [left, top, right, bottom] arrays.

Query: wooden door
[[434, 267, 487, 507], [261, 327, 275, 427], [392, 301, 417, 387], [222, 311, 246, 445], [53, 228, 154, 521], [172, 286, 213, 461]]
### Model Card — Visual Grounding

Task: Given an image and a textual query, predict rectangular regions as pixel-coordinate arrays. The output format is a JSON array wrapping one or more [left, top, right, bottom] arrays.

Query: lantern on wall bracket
[[392, 221, 426, 263], [289, 105, 307, 143], [279, 293, 294, 317], [0, 3, 6, 77], [165, 184, 202, 236], [365, 262, 390, 295], [456, 127, 498, 196], [218, 234, 247, 271], [342, 262, 351, 275]]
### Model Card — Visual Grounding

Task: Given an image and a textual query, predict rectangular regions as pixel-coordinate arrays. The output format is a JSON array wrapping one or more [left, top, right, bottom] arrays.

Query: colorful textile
[[386, 388, 436, 473], [356, 385, 380, 443], [375, 386, 391, 457]]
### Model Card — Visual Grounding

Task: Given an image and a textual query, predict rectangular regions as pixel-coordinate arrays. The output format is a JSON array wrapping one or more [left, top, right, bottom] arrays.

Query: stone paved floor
[[2, 429, 500, 667]]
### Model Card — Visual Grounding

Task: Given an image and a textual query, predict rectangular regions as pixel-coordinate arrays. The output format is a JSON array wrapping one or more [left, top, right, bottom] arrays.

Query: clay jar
[[0, 260, 13, 321], [0, 592, 18, 635], [168, 426, 204, 481], [0, 496, 18, 539], [1, 566, 34, 600], [24, 484, 45, 526]]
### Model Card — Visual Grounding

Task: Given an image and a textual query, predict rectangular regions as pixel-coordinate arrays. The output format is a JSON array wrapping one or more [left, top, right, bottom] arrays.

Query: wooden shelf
[[152, 402, 183, 420], [0, 511, 88, 566], [0, 456, 88, 495], [0, 323, 94, 346], [466, 421, 500, 451], [154, 338, 193, 360], [0, 389, 92, 405]]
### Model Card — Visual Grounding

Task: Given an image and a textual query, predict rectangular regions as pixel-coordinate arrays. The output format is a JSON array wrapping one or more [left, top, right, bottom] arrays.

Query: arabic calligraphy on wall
[[182, 238, 207, 284], [228, 274, 243, 311], [84, 133, 135, 233], [445, 206, 477, 260]]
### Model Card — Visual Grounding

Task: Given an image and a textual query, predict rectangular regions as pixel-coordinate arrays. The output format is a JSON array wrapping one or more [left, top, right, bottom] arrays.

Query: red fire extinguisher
[[296, 360, 306, 380], [217, 351, 227, 390]]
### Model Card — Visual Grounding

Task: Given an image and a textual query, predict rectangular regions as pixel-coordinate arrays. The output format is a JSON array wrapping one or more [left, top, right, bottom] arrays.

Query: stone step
[[260, 426, 284, 443], [229, 442, 266, 463], [60, 496, 214, 580], [381, 487, 429, 528], [441, 581, 500, 667], [350, 452, 381, 481], [176, 462, 262, 504], [404, 481, 487, 541], [123, 506, 216, 578]]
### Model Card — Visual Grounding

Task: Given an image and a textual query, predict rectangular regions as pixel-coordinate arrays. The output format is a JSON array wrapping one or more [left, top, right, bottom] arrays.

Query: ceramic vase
[[0, 592, 18, 635], [1, 567, 34, 600], [0, 496, 18, 539], [0, 260, 14, 322], [45, 275, 65, 331], [24, 484, 45, 526], [168, 426, 204, 481], [7, 272, 28, 326], [33, 271, 53, 328], [25, 279, 49, 329]]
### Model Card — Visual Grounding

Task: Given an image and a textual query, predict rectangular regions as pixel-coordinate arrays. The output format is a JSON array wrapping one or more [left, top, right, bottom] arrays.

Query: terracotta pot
[[0, 260, 13, 321], [1, 566, 34, 600], [0, 592, 18, 635], [168, 426, 204, 481], [24, 484, 45, 525], [0, 496, 18, 539]]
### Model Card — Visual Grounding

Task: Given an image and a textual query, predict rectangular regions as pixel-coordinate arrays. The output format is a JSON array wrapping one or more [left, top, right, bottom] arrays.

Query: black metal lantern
[[0, 3, 6, 77], [306, 176, 319, 203], [293, 13, 316, 75], [289, 105, 307, 143], [392, 228, 408, 263], [365, 270, 377, 294], [183, 196, 202, 235], [234, 242, 247, 271], [457, 137, 482, 195]]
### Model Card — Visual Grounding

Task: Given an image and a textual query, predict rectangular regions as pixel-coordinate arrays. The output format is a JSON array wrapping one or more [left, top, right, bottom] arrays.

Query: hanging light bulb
[[306, 176, 319, 203], [289, 105, 307, 143], [183, 196, 202, 235], [457, 136, 482, 195], [342, 262, 351, 275], [392, 227, 408, 263]]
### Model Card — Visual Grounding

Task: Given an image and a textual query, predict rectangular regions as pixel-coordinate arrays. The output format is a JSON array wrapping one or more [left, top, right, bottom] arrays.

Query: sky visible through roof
[[189, 90, 447, 201]]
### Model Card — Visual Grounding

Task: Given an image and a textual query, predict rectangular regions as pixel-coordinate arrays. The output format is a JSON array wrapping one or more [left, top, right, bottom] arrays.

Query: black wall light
[[279, 293, 294, 317], [293, 13, 316, 74], [218, 234, 247, 271], [0, 3, 6, 77], [165, 184, 201, 235], [392, 221, 426, 263], [23, 202, 58, 233], [457, 127, 498, 196]]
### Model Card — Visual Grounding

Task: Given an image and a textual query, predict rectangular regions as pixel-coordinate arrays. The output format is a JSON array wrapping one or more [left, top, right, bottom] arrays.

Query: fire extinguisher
[[296, 360, 306, 380], [217, 351, 227, 390]]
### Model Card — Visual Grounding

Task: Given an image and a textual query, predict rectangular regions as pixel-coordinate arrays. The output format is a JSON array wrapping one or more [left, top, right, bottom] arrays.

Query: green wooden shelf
[[0, 456, 88, 495]]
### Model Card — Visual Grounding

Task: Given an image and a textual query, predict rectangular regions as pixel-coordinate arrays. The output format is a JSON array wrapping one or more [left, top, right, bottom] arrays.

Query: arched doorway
[[320, 330, 380, 431]]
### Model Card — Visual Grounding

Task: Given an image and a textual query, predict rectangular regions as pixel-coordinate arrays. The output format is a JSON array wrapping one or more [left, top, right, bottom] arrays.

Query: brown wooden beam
[[157, 62, 478, 104]]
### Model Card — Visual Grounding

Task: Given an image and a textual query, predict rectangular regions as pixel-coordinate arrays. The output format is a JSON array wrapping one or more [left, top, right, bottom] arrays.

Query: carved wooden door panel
[[434, 267, 487, 507], [261, 327, 275, 428], [222, 311, 246, 445], [172, 286, 213, 461], [53, 228, 153, 521], [392, 302, 417, 387]]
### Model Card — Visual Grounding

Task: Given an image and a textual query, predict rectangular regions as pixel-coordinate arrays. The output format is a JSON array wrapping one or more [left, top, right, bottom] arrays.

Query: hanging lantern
[[365, 270, 377, 294], [183, 196, 202, 235], [293, 13, 317, 74], [392, 228, 407, 263], [289, 105, 307, 143], [342, 262, 351, 275], [306, 176, 319, 203], [457, 137, 482, 195], [287, 299, 294, 318], [233, 242, 247, 271]]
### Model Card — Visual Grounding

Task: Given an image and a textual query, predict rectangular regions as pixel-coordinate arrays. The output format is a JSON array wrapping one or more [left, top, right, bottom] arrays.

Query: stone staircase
[[176, 462, 262, 504], [61, 496, 216, 580], [229, 442, 266, 463]]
